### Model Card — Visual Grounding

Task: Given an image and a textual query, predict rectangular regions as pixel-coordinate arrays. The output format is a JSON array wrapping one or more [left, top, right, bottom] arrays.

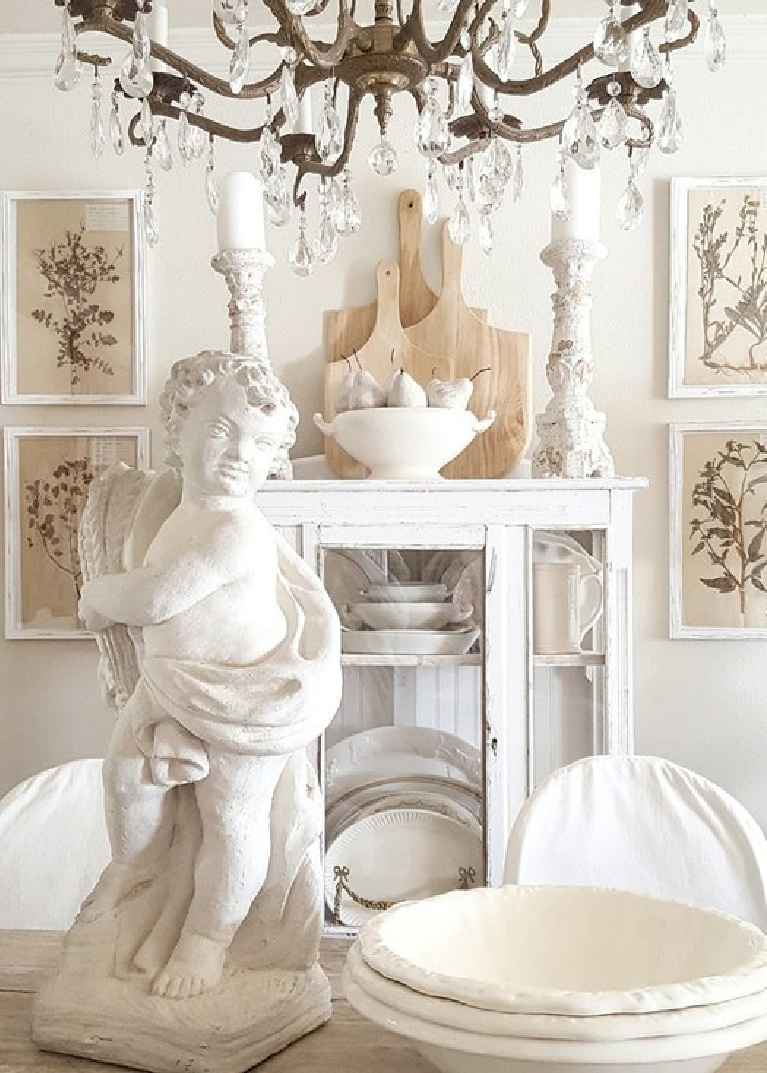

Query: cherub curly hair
[[160, 350, 299, 472]]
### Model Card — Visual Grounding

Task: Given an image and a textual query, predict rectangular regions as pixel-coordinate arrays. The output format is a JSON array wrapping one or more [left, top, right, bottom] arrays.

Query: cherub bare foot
[[152, 932, 227, 999]]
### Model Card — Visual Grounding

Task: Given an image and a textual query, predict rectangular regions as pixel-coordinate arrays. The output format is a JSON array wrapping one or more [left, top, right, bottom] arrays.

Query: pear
[[426, 366, 491, 410], [348, 355, 386, 409], [333, 355, 356, 414], [387, 367, 428, 408]]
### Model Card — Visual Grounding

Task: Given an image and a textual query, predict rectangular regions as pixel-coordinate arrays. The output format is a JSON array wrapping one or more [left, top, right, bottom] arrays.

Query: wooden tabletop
[[1, 930, 766, 1072]]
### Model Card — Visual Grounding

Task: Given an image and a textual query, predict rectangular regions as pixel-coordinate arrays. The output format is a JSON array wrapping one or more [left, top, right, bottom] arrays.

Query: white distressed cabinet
[[258, 477, 645, 929]]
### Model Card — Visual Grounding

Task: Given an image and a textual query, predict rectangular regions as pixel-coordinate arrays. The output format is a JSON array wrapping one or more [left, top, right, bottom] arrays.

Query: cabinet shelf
[[341, 652, 483, 668], [533, 653, 606, 667]]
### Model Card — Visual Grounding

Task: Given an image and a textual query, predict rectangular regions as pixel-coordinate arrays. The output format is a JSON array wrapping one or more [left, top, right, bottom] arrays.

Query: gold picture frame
[[4, 427, 150, 638], [1, 191, 146, 405]]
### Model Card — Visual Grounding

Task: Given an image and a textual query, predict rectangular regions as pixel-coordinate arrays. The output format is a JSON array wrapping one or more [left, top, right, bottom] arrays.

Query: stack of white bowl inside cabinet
[[323, 726, 484, 929], [341, 581, 480, 657], [343, 885, 767, 1073]]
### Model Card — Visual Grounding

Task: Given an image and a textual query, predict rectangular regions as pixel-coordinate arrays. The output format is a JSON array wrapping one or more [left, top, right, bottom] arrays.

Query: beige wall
[[2, 18, 767, 822]]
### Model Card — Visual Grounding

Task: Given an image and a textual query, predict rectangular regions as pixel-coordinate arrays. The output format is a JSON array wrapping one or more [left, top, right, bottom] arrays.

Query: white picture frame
[[670, 422, 767, 639], [4, 426, 150, 639], [1, 190, 147, 405], [669, 177, 767, 397]]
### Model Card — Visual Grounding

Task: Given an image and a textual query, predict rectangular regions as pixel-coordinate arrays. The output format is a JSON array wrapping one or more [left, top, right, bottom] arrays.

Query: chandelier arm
[[76, 17, 283, 99], [398, 0, 477, 66], [74, 49, 112, 67], [625, 104, 654, 150], [524, 0, 551, 44], [212, 13, 288, 52], [261, 0, 359, 69], [471, 0, 666, 97], [439, 137, 491, 167], [660, 9, 700, 54], [127, 111, 147, 150], [142, 99, 271, 144]]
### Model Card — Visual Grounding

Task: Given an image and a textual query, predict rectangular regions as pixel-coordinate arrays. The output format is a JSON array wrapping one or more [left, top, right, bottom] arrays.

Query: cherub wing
[[79, 462, 156, 710]]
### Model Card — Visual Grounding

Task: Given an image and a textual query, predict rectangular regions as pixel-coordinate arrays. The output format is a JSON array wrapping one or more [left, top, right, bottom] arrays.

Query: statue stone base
[[33, 915, 330, 1073]]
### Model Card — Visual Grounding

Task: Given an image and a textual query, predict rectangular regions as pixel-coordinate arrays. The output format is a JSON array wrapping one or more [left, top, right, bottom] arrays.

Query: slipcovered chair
[[503, 754, 767, 931], [0, 759, 109, 929]]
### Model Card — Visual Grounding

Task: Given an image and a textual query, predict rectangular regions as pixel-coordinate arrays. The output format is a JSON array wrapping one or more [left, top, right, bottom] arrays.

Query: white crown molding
[[2, 16, 766, 79]]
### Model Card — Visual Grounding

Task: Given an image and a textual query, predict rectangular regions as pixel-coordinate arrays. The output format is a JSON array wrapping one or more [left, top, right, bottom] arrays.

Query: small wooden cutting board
[[404, 224, 532, 480]]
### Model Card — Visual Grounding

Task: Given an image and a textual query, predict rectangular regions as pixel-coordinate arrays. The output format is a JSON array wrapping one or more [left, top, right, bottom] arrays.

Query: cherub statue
[[34, 351, 342, 1070]]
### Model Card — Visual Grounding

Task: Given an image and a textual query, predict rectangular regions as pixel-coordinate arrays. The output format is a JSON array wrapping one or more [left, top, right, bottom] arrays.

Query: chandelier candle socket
[[145, 0, 167, 73], [52, 0, 727, 266], [297, 91, 313, 136], [551, 162, 601, 245], [216, 171, 266, 253]]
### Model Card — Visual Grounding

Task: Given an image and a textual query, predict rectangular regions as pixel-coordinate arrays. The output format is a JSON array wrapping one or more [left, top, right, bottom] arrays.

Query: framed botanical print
[[670, 423, 767, 638], [669, 177, 767, 397], [4, 427, 150, 639], [1, 191, 146, 405]]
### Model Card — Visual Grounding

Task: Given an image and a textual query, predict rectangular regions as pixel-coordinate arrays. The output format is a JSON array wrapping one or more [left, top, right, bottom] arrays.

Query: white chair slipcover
[[503, 755, 767, 931], [0, 758, 109, 929]]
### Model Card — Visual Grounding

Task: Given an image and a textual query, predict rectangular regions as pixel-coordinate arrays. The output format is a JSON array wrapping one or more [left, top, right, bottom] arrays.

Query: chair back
[[0, 759, 109, 929], [504, 755, 767, 930]]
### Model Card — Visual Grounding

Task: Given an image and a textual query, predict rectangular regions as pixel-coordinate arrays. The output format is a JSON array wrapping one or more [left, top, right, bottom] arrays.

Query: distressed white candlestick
[[532, 239, 614, 479], [217, 171, 266, 253]]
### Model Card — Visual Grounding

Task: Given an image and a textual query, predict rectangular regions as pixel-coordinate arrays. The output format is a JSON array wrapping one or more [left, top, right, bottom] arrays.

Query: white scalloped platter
[[331, 789, 482, 847], [325, 726, 482, 809], [325, 808, 483, 929], [325, 776, 482, 847]]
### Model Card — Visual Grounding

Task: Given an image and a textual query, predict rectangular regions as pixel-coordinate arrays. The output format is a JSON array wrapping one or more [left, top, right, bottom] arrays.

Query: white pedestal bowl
[[314, 408, 496, 481]]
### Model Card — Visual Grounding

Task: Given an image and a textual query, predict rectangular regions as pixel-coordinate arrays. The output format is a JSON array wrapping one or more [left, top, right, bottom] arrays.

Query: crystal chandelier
[[53, 0, 726, 272]]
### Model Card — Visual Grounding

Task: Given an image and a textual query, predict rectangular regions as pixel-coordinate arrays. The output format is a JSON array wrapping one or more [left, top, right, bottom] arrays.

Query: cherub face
[[178, 378, 288, 500]]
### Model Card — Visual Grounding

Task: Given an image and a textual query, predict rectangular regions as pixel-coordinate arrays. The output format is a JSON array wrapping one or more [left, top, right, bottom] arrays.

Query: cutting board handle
[[398, 189, 437, 327], [371, 259, 405, 344]]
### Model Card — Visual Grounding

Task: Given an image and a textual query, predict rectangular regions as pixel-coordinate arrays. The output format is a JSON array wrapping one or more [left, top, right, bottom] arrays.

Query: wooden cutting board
[[324, 260, 453, 478], [324, 189, 487, 478], [404, 224, 532, 480]]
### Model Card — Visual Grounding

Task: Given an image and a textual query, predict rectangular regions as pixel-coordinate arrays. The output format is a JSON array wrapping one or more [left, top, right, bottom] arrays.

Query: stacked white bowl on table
[[323, 726, 484, 929], [342, 885, 767, 1073], [341, 580, 480, 657]]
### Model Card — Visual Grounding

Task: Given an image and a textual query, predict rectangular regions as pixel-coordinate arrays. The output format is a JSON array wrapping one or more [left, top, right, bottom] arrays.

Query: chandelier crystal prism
[[54, 0, 724, 271]]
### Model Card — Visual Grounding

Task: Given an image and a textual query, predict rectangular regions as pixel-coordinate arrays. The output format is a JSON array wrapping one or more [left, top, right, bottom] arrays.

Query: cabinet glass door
[[320, 544, 486, 932], [531, 528, 607, 790]]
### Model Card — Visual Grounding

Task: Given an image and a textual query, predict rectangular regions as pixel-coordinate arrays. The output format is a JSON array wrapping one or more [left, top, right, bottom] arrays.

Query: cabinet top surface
[[261, 477, 648, 495]]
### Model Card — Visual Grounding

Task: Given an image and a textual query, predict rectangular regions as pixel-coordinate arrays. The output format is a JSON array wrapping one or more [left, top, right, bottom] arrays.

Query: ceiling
[[6, 0, 766, 35]]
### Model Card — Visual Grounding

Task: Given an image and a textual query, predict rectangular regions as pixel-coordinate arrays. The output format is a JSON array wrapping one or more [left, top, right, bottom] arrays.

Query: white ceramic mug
[[533, 562, 603, 655]]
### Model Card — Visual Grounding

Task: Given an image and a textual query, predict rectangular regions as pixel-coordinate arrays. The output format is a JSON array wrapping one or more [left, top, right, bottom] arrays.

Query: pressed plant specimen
[[25, 457, 95, 599], [692, 194, 767, 375], [31, 225, 124, 388], [689, 438, 767, 621]]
